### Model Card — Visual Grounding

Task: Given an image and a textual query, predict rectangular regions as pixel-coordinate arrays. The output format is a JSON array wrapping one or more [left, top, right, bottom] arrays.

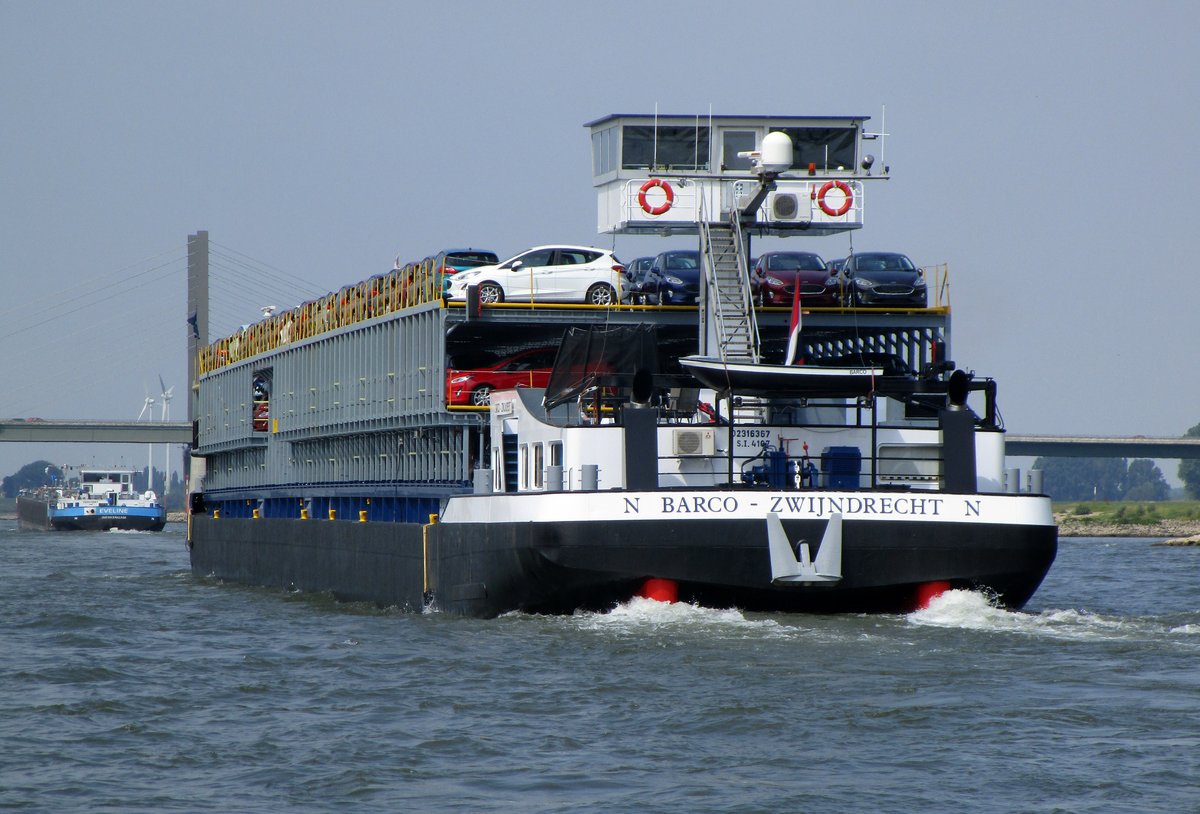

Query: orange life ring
[[638, 178, 674, 216], [816, 180, 853, 217]]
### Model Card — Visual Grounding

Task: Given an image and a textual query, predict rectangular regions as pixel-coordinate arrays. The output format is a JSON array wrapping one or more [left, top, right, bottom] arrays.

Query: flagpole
[[785, 284, 803, 365]]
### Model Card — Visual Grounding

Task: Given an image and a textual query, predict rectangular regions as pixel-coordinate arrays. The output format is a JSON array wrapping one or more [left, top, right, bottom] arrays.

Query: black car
[[837, 252, 927, 308], [639, 249, 701, 305], [623, 256, 656, 303]]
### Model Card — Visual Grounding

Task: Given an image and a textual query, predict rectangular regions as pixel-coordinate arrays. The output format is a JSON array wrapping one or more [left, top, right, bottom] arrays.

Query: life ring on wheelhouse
[[816, 180, 853, 217], [638, 178, 674, 216]]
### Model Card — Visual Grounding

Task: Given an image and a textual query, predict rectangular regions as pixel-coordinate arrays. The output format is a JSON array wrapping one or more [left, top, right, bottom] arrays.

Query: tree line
[[1035, 421, 1200, 501], [2, 460, 186, 510]]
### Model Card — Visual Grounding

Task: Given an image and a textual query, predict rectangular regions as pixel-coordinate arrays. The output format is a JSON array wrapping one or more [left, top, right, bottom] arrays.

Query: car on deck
[[837, 252, 927, 308], [445, 245, 627, 305], [638, 249, 701, 305], [623, 256, 656, 303], [445, 347, 560, 406], [426, 249, 500, 293], [752, 251, 838, 307]]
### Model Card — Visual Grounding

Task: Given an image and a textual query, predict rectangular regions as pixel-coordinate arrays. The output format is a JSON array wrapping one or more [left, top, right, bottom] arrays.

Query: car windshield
[[769, 253, 824, 271], [857, 254, 916, 272], [445, 252, 497, 267], [666, 254, 698, 270]]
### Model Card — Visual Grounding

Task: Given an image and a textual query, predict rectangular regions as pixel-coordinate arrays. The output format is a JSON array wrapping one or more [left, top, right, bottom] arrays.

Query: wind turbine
[[157, 375, 174, 500], [137, 389, 155, 494]]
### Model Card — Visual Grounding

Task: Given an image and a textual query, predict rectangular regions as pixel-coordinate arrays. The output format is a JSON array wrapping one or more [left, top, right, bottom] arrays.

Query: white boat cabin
[[77, 468, 136, 498], [585, 113, 886, 236]]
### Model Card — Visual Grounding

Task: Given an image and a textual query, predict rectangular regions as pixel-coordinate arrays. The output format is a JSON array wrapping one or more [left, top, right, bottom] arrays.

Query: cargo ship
[[17, 467, 167, 531], [185, 113, 1057, 616]]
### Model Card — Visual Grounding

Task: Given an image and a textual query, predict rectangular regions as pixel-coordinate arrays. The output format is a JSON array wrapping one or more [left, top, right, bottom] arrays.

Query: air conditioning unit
[[767, 191, 810, 223], [672, 428, 715, 456]]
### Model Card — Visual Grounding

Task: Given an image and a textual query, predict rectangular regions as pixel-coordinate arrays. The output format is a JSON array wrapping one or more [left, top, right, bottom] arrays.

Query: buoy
[[638, 577, 678, 603], [637, 178, 674, 216], [914, 580, 951, 610]]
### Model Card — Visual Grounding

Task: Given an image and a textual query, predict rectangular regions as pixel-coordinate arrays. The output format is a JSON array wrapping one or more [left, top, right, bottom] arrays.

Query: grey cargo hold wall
[[196, 303, 482, 491]]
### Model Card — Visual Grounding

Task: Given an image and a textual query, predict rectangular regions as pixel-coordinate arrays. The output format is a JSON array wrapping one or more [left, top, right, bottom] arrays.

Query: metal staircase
[[698, 211, 766, 423], [699, 217, 760, 363]]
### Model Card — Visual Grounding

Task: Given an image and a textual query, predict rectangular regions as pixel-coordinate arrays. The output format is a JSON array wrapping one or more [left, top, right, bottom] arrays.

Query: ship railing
[[925, 263, 950, 308], [197, 255, 455, 375]]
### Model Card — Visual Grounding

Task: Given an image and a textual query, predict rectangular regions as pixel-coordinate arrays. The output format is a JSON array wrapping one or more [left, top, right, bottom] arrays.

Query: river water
[[1, 521, 1197, 813]]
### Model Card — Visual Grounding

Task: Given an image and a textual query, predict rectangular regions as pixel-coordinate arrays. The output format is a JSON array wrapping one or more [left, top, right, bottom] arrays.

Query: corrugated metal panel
[[197, 304, 479, 490]]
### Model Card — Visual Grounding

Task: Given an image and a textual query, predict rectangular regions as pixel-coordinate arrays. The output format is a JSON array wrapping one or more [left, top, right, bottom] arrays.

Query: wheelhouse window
[[776, 127, 857, 171], [591, 125, 618, 177], [622, 125, 710, 171], [722, 130, 758, 171]]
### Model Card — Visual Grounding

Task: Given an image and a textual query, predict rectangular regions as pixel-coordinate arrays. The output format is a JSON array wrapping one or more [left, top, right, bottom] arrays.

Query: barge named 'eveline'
[[185, 112, 1057, 617], [18, 467, 166, 532]]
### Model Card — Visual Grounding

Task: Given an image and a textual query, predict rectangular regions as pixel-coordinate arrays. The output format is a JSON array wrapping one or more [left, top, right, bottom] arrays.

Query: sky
[[1, 0, 1197, 482]]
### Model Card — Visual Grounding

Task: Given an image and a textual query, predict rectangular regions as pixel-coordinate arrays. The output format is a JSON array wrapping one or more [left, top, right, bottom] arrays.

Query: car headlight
[[665, 275, 684, 285], [824, 276, 839, 286], [450, 376, 472, 383], [854, 278, 875, 289], [914, 279, 927, 289], [765, 276, 785, 286]]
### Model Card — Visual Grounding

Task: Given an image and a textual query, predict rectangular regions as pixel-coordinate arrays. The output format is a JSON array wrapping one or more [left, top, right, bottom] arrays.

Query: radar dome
[[760, 131, 793, 173]]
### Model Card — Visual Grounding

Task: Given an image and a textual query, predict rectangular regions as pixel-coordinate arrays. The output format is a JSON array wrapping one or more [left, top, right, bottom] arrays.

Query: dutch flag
[[785, 284, 803, 365]]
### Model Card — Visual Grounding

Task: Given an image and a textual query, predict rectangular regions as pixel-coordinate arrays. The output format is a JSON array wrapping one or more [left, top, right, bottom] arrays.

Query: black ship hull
[[188, 501, 1057, 617]]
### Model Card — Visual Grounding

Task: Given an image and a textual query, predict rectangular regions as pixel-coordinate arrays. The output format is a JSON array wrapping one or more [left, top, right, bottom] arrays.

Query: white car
[[445, 245, 627, 305]]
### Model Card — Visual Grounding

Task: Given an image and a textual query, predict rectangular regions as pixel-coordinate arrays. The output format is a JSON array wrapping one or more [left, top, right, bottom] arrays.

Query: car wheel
[[477, 282, 503, 304], [586, 283, 616, 306], [470, 386, 492, 406]]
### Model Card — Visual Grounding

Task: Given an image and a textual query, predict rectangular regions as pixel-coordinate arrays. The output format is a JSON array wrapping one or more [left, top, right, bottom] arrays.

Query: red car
[[446, 347, 560, 406], [753, 251, 838, 307]]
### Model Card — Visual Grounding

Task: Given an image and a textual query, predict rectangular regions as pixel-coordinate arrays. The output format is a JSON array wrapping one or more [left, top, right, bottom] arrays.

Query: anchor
[[766, 512, 842, 583]]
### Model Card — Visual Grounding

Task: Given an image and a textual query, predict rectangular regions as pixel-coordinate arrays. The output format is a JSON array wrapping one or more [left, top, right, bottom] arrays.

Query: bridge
[[2, 419, 1198, 460], [0, 420, 191, 444], [1005, 435, 1200, 459]]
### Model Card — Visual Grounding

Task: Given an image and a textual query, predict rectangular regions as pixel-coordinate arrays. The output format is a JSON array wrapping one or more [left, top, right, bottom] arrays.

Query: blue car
[[426, 249, 500, 294], [640, 249, 701, 305]]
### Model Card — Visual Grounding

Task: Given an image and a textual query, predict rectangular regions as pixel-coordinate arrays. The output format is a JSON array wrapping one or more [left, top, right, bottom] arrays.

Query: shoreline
[[1055, 515, 1200, 544]]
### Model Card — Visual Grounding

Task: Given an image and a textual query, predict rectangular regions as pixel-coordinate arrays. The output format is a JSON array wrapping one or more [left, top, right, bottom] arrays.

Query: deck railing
[[197, 257, 450, 375]]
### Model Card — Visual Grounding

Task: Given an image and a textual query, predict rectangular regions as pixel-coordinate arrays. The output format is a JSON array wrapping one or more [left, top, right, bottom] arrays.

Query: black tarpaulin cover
[[542, 324, 659, 409]]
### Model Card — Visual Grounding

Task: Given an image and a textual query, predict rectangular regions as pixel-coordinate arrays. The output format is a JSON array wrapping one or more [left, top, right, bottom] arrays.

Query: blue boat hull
[[17, 496, 167, 532]]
